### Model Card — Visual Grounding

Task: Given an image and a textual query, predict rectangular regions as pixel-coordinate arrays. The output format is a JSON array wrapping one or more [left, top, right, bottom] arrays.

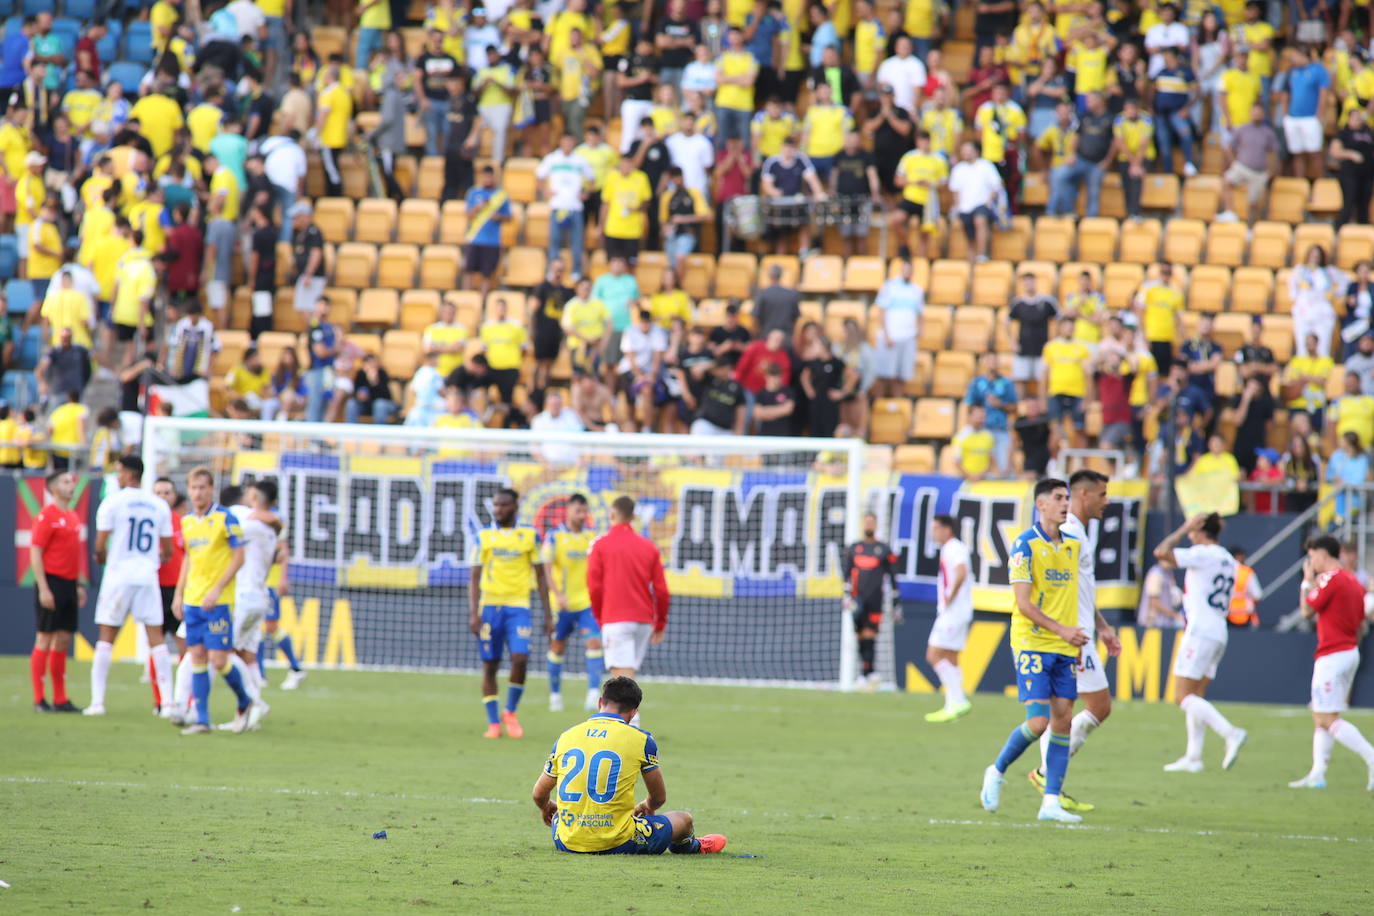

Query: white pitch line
[[927, 817, 1373, 844], [1, 776, 518, 805]]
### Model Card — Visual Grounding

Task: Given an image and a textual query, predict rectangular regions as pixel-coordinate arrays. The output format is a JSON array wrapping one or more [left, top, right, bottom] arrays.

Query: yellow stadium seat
[[1260, 315, 1293, 362], [397, 199, 439, 245], [1189, 265, 1231, 312], [1033, 217, 1075, 263], [445, 290, 484, 331], [1076, 217, 1119, 264], [758, 255, 800, 289], [438, 200, 467, 244], [869, 398, 914, 444], [501, 246, 547, 287], [1336, 225, 1374, 270], [842, 256, 886, 296], [823, 300, 867, 341], [524, 202, 551, 249], [344, 332, 382, 358], [1182, 175, 1221, 220], [680, 254, 716, 300], [394, 155, 417, 197], [951, 306, 995, 352], [1309, 178, 1343, 218], [635, 250, 669, 295], [1214, 360, 1239, 398], [1268, 177, 1309, 223], [417, 157, 445, 199], [323, 288, 358, 328], [502, 158, 541, 203], [971, 260, 1013, 307], [1017, 260, 1058, 296], [314, 197, 355, 244], [716, 253, 758, 300], [1141, 174, 1179, 211], [931, 351, 976, 398], [313, 25, 347, 59], [1293, 223, 1335, 265], [400, 289, 441, 331], [918, 305, 952, 350], [214, 330, 250, 375], [1119, 218, 1161, 264], [1021, 173, 1049, 209], [254, 331, 297, 369], [356, 288, 400, 328], [339, 152, 369, 199], [1249, 222, 1292, 269], [1163, 218, 1206, 266], [377, 243, 419, 290], [1213, 313, 1251, 354], [1103, 262, 1145, 311], [333, 243, 378, 288], [928, 260, 970, 306], [1274, 268, 1294, 313], [695, 299, 729, 328], [990, 216, 1032, 262], [1232, 266, 1274, 314], [1205, 220, 1248, 268], [798, 301, 824, 330], [420, 245, 461, 290], [908, 351, 933, 396], [499, 202, 522, 248], [799, 255, 844, 296], [893, 444, 937, 473], [381, 330, 422, 380], [1098, 171, 1126, 220], [273, 288, 307, 333], [911, 398, 957, 440], [355, 198, 398, 244], [1056, 262, 1100, 300]]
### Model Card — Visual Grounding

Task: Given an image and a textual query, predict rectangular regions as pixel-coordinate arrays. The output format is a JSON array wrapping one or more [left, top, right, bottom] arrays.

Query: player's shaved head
[[611, 495, 636, 523], [600, 676, 643, 716]]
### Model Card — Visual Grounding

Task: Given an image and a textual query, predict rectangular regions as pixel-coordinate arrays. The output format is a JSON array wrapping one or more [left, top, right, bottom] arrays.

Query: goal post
[[140, 417, 885, 690]]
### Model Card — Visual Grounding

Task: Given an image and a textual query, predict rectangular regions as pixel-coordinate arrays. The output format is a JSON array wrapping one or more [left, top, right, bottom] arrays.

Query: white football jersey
[[937, 537, 973, 620], [1061, 513, 1097, 635], [230, 504, 279, 603], [95, 486, 173, 587], [1173, 543, 1237, 642]]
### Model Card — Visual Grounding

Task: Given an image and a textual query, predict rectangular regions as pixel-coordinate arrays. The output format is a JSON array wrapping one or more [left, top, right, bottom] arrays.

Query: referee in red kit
[[587, 496, 669, 724], [30, 470, 86, 712]]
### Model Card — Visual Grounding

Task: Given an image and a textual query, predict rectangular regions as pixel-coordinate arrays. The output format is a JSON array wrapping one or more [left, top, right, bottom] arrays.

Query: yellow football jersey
[[472, 525, 541, 607], [544, 526, 595, 610], [182, 504, 244, 608], [1007, 522, 1080, 656], [544, 713, 660, 852]]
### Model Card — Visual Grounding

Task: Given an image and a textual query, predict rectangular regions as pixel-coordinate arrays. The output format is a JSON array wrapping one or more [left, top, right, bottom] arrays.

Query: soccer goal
[[140, 417, 895, 690]]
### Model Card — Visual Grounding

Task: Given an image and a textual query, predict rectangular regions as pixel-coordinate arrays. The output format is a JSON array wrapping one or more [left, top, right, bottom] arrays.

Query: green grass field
[[3, 657, 1372, 914]]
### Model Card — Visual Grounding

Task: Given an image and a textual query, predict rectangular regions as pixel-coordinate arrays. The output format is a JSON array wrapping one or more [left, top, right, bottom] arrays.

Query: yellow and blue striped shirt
[[472, 524, 541, 607], [182, 503, 244, 608], [544, 526, 596, 610], [1007, 522, 1080, 656]]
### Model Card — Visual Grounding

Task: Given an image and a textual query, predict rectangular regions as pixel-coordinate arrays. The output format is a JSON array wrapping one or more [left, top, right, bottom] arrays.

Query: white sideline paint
[[926, 817, 1373, 844], [2, 776, 517, 805]]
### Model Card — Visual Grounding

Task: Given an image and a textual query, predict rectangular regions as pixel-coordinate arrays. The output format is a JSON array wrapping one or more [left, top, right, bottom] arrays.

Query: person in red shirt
[[29, 470, 85, 713], [732, 328, 793, 396], [164, 204, 204, 303], [1290, 534, 1374, 791], [149, 477, 187, 711], [586, 496, 669, 725]]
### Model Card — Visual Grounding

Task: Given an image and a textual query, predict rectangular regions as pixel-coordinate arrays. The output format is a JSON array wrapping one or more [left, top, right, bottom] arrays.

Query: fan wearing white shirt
[[947, 141, 1003, 263], [536, 134, 595, 278], [664, 113, 715, 194], [1153, 512, 1249, 773], [925, 514, 974, 723], [531, 390, 587, 465], [87, 456, 174, 717], [874, 35, 927, 114], [1143, 3, 1190, 78], [1029, 470, 1122, 813]]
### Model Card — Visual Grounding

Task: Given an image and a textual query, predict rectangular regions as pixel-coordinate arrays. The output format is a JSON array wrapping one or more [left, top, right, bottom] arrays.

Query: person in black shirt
[[441, 73, 483, 201], [416, 30, 461, 156], [346, 353, 396, 424], [248, 205, 278, 339], [290, 202, 327, 313], [1006, 273, 1058, 397], [1332, 106, 1374, 229], [830, 131, 880, 255], [1235, 316, 1276, 385], [690, 360, 746, 434], [669, 325, 715, 426], [244, 154, 275, 215], [1231, 375, 1273, 476], [617, 39, 657, 154], [709, 304, 752, 359], [627, 117, 670, 244], [656, 0, 697, 91], [447, 352, 492, 395], [801, 338, 850, 439], [841, 512, 899, 686], [754, 361, 796, 437], [974, 0, 1018, 52], [237, 69, 275, 141], [1015, 398, 1052, 476], [521, 46, 555, 157], [862, 85, 914, 193], [527, 258, 572, 390], [1048, 91, 1112, 217]]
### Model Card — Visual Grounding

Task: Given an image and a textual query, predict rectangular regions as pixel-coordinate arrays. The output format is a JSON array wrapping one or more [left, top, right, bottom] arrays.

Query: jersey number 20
[[558, 749, 623, 804]]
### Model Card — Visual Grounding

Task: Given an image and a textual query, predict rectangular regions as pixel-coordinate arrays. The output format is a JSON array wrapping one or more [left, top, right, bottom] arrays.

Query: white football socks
[[933, 659, 966, 707], [1184, 711, 1206, 761], [1069, 709, 1101, 758], [90, 640, 113, 708], [1180, 693, 1238, 742], [150, 643, 173, 710], [229, 655, 262, 703], [174, 654, 194, 712], [1328, 718, 1374, 765], [1311, 726, 1334, 780]]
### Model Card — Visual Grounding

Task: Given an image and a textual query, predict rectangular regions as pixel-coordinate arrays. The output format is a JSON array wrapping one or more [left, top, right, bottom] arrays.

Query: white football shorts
[[1311, 648, 1360, 714], [94, 580, 164, 628], [927, 612, 972, 652], [1075, 639, 1109, 694], [233, 596, 269, 652], [1172, 631, 1226, 681], [602, 621, 653, 671]]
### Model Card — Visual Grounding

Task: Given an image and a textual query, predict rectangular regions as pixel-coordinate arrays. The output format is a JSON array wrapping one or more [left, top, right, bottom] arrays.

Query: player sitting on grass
[[980, 478, 1088, 824], [1290, 535, 1374, 791], [544, 494, 605, 713], [1154, 512, 1248, 773], [532, 676, 727, 855]]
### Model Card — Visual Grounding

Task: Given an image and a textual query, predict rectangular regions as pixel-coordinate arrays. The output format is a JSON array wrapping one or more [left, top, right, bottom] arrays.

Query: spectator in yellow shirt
[[26, 197, 63, 296], [1110, 97, 1154, 218], [478, 296, 528, 403], [799, 82, 854, 180], [1135, 262, 1182, 372], [423, 300, 471, 379], [953, 404, 997, 480], [128, 90, 184, 159], [46, 390, 89, 470], [0, 103, 30, 181], [14, 149, 46, 278], [1329, 370, 1374, 450], [40, 270, 94, 349], [599, 155, 653, 262], [61, 69, 103, 139], [1041, 317, 1092, 446], [316, 57, 353, 196], [1189, 434, 1243, 481]]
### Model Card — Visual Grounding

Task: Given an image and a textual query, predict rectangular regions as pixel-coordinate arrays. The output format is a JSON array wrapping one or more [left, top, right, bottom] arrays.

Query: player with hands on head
[[980, 478, 1089, 824], [1154, 512, 1248, 773]]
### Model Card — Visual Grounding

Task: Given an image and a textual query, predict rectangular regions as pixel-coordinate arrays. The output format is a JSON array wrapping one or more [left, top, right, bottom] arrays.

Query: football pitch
[[3, 658, 1371, 914]]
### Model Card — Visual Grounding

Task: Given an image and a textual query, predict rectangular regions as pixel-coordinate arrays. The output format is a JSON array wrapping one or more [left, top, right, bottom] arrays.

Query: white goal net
[[140, 418, 896, 690]]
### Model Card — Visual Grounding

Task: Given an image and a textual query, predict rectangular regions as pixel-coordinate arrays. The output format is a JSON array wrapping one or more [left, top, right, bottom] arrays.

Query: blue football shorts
[[184, 603, 234, 651], [553, 814, 674, 855], [265, 587, 281, 621], [1014, 650, 1078, 702], [478, 605, 533, 661], [554, 607, 599, 642]]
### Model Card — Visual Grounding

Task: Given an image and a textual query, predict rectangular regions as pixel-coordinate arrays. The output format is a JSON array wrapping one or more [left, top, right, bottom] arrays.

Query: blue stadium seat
[[0, 0, 15, 19], [95, 26, 119, 60], [0, 234, 16, 280], [16, 326, 41, 370], [52, 17, 80, 49], [1, 369, 34, 407], [6, 277, 33, 316], [124, 21, 153, 63], [64, 0, 97, 18], [21, 0, 44, 15], [106, 60, 143, 94], [4, 16, 21, 38]]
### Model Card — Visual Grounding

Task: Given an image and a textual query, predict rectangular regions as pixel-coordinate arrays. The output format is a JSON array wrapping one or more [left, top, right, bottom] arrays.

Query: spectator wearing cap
[[474, 45, 516, 164], [1217, 102, 1278, 223], [442, 72, 483, 202], [290, 201, 326, 315]]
